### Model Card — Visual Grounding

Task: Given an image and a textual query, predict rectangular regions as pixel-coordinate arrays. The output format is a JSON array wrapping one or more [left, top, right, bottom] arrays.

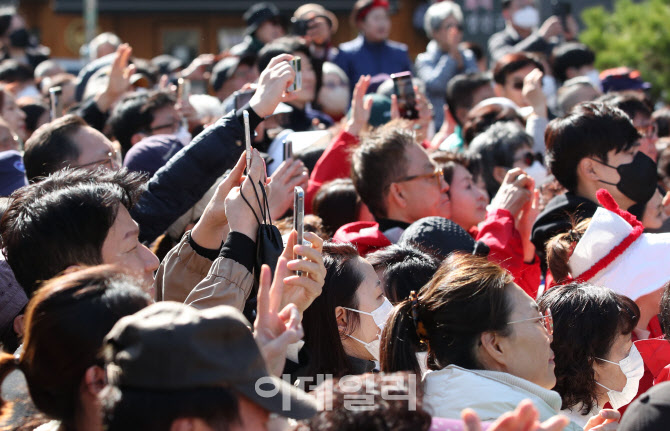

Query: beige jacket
[[154, 233, 215, 303], [184, 255, 254, 311]]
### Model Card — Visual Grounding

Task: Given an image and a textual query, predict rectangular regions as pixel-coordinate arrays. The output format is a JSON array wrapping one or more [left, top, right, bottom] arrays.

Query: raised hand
[[249, 54, 297, 118], [345, 75, 373, 136], [267, 159, 309, 220], [280, 230, 325, 313], [96, 43, 135, 112]]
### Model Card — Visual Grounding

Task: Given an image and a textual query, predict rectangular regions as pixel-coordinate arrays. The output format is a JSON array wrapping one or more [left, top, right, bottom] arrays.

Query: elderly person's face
[[432, 15, 462, 51], [480, 283, 556, 390]]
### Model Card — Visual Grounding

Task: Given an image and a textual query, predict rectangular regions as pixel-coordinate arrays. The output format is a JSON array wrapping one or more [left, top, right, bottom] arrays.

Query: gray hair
[[88, 32, 122, 61], [424, 2, 464, 39]]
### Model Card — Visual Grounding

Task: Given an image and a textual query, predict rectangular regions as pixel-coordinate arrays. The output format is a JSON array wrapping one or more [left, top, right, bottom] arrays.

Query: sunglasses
[[514, 151, 535, 167]]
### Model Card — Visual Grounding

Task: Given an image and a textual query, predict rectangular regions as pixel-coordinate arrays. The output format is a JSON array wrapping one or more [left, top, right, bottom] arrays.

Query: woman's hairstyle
[[545, 218, 590, 284], [468, 121, 533, 198], [366, 243, 440, 304], [0, 265, 150, 426], [381, 253, 513, 375], [431, 151, 483, 189], [538, 283, 639, 413], [312, 178, 363, 238], [304, 372, 432, 431], [302, 242, 364, 380], [462, 103, 524, 146], [660, 282, 670, 340]]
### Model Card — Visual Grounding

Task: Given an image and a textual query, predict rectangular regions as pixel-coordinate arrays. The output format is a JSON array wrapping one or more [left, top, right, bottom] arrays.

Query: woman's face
[[593, 332, 633, 393], [359, 7, 390, 43], [448, 164, 489, 230], [641, 188, 665, 230], [2, 91, 27, 141], [317, 71, 350, 120], [341, 257, 385, 361], [498, 283, 556, 389]]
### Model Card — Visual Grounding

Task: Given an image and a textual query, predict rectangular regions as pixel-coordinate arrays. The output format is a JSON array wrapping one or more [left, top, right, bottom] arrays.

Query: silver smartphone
[[283, 139, 293, 161], [293, 186, 305, 276], [49, 86, 62, 120], [288, 56, 302, 92], [177, 77, 191, 103]]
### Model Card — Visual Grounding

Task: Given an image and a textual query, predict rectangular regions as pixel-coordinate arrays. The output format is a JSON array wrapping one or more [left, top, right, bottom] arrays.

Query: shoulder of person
[[386, 39, 409, 52], [339, 36, 364, 51]]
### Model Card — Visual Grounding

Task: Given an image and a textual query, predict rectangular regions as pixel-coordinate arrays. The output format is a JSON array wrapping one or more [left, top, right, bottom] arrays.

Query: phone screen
[[391, 72, 419, 120], [283, 140, 293, 161]]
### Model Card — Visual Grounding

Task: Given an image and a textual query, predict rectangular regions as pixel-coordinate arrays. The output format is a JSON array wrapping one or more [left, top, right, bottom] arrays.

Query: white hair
[[189, 94, 226, 121], [88, 32, 122, 61], [423, 1, 464, 39]]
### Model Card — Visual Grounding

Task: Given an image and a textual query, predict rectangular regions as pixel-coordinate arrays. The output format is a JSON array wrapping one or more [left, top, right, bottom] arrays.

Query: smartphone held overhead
[[391, 71, 419, 120], [293, 186, 305, 276]]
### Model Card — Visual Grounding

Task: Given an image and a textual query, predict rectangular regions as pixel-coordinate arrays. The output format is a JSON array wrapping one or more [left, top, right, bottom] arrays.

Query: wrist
[[95, 91, 116, 113], [191, 219, 228, 250], [229, 222, 258, 242]]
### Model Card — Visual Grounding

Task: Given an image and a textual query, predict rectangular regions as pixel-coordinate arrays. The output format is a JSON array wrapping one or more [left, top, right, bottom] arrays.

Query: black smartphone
[[291, 17, 310, 36], [391, 71, 419, 120], [234, 89, 255, 111], [551, 0, 571, 31], [49, 86, 62, 121], [283, 139, 293, 161], [293, 186, 305, 276], [288, 56, 302, 93]]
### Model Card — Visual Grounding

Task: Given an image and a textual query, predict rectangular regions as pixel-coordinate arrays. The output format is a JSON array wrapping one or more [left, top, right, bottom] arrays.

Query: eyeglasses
[[507, 309, 553, 335], [74, 151, 118, 170], [392, 168, 444, 188], [636, 123, 658, 139]]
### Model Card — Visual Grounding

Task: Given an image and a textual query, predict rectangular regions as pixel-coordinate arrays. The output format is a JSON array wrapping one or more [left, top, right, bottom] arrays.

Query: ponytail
[[546, 218, 590, 284], [380, 297, 424, 375]]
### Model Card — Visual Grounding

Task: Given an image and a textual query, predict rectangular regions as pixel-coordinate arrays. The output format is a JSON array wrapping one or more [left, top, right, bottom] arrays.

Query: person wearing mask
[[381, 254, 617, 430], [532, 102, 659, 263], [230, 2, 285, 57], [289, 242, 393, 384], [316, 62, 350, 122], [488, 0, 575, 63], [416, 1, 478, 130], [538, 283, 643, 425], [0, 266, 152, 431], [334, 0, 413, 92]]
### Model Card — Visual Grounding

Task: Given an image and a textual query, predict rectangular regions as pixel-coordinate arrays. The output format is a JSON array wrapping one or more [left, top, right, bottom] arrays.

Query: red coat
[[333, 221, 392, 256], [474, 209, 541, 298]]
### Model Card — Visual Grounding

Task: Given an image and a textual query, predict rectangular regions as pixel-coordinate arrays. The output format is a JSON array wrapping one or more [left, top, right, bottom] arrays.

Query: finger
[[303, 231, 324, 252], [503, 168, 524, 185], [390, 94, 400, 120], [513, 400, 539, 431], [266, 54, 294, 70], [256, 264, 272, 321], [281, 230, 297, 261], [364, 94, 374, 111], [269, 257, 289, 313], [286, 258, 322, 277], [282, 276, 322, 299], [293, 242, 323, 263], [539, 415, 570, 431], [223, 151, 247, 187], [359, 75, 371, 96], [461, 408, 482, 431], [598, 409, 620, 422]]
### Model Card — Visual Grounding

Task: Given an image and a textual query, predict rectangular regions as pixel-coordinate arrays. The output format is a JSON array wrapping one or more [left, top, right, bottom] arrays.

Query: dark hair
[[0, 168, 146, 296], [109, 90, 176, 156], [0, 265, 150, 426], [545, 218, 589, 284], [493, 52, 543, 86], [653, 108, 670, 138], [312, 178, 362, 238], [350, 0, 387, 25], [381, 253, 513, 375], [468, 121, 533, 198], [462, 103, 524, 146], [538, 283, 639, 413], [431, 151, 483, 188], [20, 102, 48, 137], [657, 138, 670, 191], [366, 244, 439, 304], [304, 372, 432, 431], [22, 114, 86, 181], [460, 41, 484, 63], [102, 386, 240, 431], [545, 102, 639, 192], [0, 59, 33, 84], [301, 242, 365, 381], [551, 43, 596, 84], [257, 36, 312, 74], [351, 122, 414, 219], [445, 73, 493, 126], [598, 92, 652, 121]]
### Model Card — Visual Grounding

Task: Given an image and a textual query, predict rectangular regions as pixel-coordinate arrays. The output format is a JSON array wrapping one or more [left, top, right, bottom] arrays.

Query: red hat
[[333, 221, 391, 256], [356, 0, 389, 22]]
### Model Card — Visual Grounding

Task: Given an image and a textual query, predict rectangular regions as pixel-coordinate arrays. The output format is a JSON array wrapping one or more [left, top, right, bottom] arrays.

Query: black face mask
[[9, 28, 30, 48], [592, 151, 658, 204]]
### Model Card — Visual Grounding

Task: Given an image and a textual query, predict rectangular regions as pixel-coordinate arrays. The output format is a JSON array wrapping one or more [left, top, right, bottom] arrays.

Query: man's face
[[71, 126, 120, 170], [632, 112, 658, 161], [393, 143, 451, 221], [255, 19, 285, 44], [219, 64, 259, 101], [101, 205, 160, 296], [149, 105, 182, 136], [500, 64, 536, 107], [589, 144, 640, 210]]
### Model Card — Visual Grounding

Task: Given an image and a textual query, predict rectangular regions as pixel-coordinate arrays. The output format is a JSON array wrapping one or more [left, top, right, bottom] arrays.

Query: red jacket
[[333, 221, 392, 256], [474, 209, 541, 299], [306, 130, 359, 214]]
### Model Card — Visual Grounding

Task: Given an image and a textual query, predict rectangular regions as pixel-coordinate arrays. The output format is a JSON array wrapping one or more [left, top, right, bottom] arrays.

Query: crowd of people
[[1, 0, 670, 429]]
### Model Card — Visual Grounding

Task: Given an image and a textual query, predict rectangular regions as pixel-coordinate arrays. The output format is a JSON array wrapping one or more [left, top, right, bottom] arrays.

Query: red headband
[[356, 0, 389, 21]]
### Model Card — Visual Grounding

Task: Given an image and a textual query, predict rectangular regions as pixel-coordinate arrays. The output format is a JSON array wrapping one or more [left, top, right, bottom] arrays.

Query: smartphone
[[293, 186, 305, 276], [243, 110, 252, 172], [291, 17, 310, 36], [49, 86, 62, 121], [391, 71, 419, 120], [283, 139, 293, 161], [234, 89, 255, 111], [288, 57, 302, 93], [177, 77, 191, 103]]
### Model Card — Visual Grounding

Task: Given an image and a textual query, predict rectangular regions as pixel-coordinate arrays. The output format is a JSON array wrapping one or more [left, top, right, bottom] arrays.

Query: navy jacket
[[334, 35, 413, 91], [131, 106, 263, 243]]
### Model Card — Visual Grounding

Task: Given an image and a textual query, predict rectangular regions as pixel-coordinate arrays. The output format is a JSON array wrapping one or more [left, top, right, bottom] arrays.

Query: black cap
[[210, 54, 256, 92], [399, 216, 489, 259], [244, 2, 281, 36], [619, 382, 670, 431]]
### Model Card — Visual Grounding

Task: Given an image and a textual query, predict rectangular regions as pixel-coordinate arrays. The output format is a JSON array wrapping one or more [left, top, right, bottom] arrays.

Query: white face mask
[[512, 6, 540, 29], [348, 334, 381, 361], [342, 298, 393, 361], [595, 344, 645, 410], [174, 125, 192, 147], [525, 160, 548, 186], [585, 69, 601, 90]]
